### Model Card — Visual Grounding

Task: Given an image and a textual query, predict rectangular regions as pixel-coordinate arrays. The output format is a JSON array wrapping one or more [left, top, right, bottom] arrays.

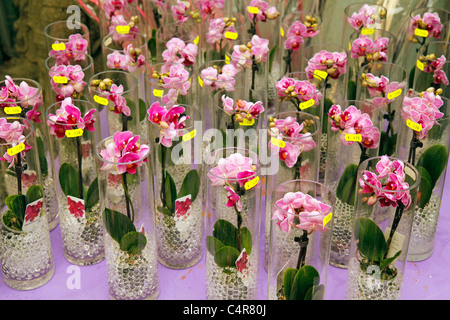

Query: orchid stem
[[121, 173, 135, 222], [76, 137, 83, 200], [295, 230, 309, 269], [384, 203, 405, 260], [15, 153, 23, 195]]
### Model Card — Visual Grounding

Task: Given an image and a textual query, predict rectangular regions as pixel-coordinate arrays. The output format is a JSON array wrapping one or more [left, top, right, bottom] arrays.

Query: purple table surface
[[1, 165, 450, 300]]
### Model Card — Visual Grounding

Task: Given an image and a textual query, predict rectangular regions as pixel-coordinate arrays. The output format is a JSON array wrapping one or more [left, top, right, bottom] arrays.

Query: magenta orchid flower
[[408, 12, 443, 40], [225, 186, 243, 211], [49, 64, 87, 101], [350, 35, 389, 62], [0, 118, 32, 168], [305, 50, 347, 80], [347, 4, 379, 30], [247, 0, 280, 22]]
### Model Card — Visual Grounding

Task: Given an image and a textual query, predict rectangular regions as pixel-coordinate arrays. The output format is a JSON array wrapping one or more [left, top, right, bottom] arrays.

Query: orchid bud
[[367, 196, 377, 206], [159, 121, 169, 129]]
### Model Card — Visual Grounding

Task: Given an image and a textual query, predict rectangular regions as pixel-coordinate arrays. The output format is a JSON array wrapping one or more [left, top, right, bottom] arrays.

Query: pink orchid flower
[[224, 186, 243, 211]]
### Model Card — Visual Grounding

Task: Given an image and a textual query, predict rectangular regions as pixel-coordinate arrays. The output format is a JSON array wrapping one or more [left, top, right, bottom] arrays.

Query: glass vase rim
[[277, 71, 325, 92], [409, 7, 450, 19], [349, 28, 396, 50], [199, 60, 245, 83], [418, 41, 450, 62], [148, 103, 200, 132], [102, 31, 148, 51], [43, 20, 90, 42], [45, 51, 94, 72], [88, 70, 139, 95], [156, 21, 198, 43], [358, 61, 408, 79], [303, 43, 348, 62], [213, 87, 265, 112], [94, 134, 152, 166], [358, 156, 421, 192], [145, 62, 193, 85], [0, 116, 35, 147], [329, 99, 383, 120], [281, 10, 322, 29], [272, 179, 335, 218], [344, 2, 387, 17], [0, 78, 42, 106], [45, 99, 97, 128], [268, 111, 322, 141]]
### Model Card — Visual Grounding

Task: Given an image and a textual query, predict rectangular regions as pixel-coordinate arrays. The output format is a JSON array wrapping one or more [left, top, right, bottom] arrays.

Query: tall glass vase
[[356, 62, 408, 157], [0, 117, 54, 290], [279, 11, 322, 75], [397, 8, 450, 89], [43, 20, 91, 57], [342, 2, 387, 49], [263, 111, 321, 270], [324, 100, 382, 268], [395, 94, 450, 261], [46, 99, 104, 266], [44, 51, 94, 106], [205, 147, 261, 300], [346, 156, 419, 300], [149, 104, 203, 269], [412, 41, 450, 98], [95, 133, 159, 300], [348, 29, 396, 96], [267, 179, 335, 300], [0, 77, 59, 230], [88, 70, 140, 138]]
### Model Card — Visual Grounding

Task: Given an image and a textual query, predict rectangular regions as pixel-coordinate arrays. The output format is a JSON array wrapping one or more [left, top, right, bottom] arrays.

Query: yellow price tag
[[182, 129, 197, 142], [194, 36, 199, 45], [116, 25, 130, 34], [198, 76, 203, 87], [240, 118, 255, 126], [53, 76, 68, 84], [415, 28, 429, 38], [7, 143, 25, 157], [349, 42, 352, 51], [52, 43, 66, 51], [387, 88, 402, 100], [224, 31, 238, 40], [416, 59, 425, 71], [94, 95, 109, 106], [313, 69, 328, 81], [406, 119, 422, 132], [280, 27, 285, 37], [225, 54, 231, 64], [361, 28, 374, 35], [244, 176, 259, 190], [344, 133, 362, 142], [271, 137, 286, 148], [299, 99, 315, 110], [323, 212, 333, 226], [153, 89, 164, 97], [248, 6, 259, 14], [65, 128, 84, 138], [4, 106, 22, 115]]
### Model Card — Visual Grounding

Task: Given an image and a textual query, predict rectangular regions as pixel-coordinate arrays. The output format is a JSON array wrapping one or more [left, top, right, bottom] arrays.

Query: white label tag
[[384, 228, 405, 259], [67, 195, 86, 222], [22, 198, 44, 232]]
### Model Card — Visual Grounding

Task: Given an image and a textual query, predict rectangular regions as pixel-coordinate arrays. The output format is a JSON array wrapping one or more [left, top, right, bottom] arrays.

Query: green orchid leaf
[[416, 166, 433, 209], [283, 268, 298, 300], [304, 284, 325, 300], [347, 80, 357, 100], [148, 29, 157, 62], [164, 171, 177, 212], [36, 137, 48, 176], [9, 194, 28, 224], [213, 219, 239, 249], [380, 250, 402, 270], [354, 217, 386, 262], [157, 206, 173, 216], [416, 144, 448, 187], [177, 169, 200, 202], [380, 132, 397, 157], [103, 208, 136, 245], [120, 231, 147, 254], [408, 65, 415, 89], [85, 178, 99, 210], [214, 245, 240, 268], [291, 265, 320, 300], [139, 98, 147, 122], [336, 163, 358, 204], [268, 44, 279, 73], [26, 185, 43, 204], [240, 227, 252, 255], [206, 235, 225, 256], [59, 163, 81, 198], [323, 98, 334, 134]]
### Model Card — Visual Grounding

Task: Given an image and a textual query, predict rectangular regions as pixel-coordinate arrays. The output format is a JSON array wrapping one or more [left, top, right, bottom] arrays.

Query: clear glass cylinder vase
[[279, 11, 323, 75], [395, 95, 450, 261], [204, 147, 262, 300], [0, 117, 54, 290], [356, 62, 408, 157], [263, 111, 321, 270], [88, 70, 140, 138], [46, 99, 104, 266], [149, 104, 203, 269], [95, 133, 159, 300], [346, 156, 419, 300], [43, 20, 91, 57], [45, 51, 94, 106], [0, 77, 59, 230], [324, 100, 383, 268], [412, 41, 450, 98], [267, 179, 335, 300]]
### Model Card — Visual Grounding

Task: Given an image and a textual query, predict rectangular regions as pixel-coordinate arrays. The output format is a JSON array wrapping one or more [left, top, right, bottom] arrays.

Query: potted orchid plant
[[96, 131, 160, 300], [268, 182, 334, 300], [46, 97, 104, 265], [205, 149, 261, 300], [325, 101, 382, 267], [147, 102, 203, 269], [0, 116, 55, 290], [346, 156, 419, 300]]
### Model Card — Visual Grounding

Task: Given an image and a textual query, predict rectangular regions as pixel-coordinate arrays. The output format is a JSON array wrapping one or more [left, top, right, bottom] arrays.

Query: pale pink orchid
[[347, 4, 378, 30], [207, 152, 257, 187], [305, 50, 347, 80], [162, 37, 198, 66], [247, 0, 279, 22], [230, 35, 269, 68]]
